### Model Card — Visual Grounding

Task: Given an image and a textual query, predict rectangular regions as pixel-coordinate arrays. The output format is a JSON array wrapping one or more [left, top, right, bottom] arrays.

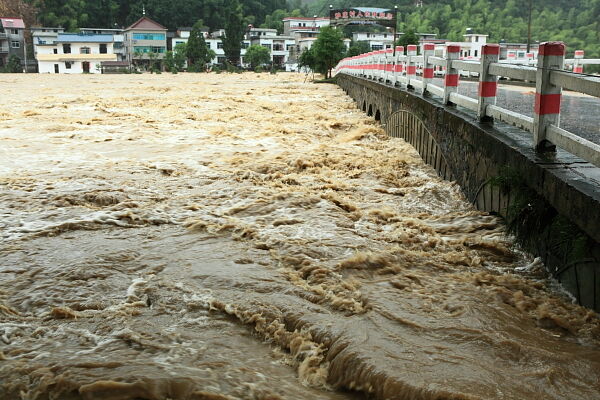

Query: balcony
[[0, 32, 7, 39], [0, 46, 8, 53]]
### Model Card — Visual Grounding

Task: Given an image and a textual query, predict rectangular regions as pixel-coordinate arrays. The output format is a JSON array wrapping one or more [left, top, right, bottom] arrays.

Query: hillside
[[310, 0, 600, 58]]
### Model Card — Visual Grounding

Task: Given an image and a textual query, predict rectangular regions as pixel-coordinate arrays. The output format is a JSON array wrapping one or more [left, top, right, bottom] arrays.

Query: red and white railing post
[[393, 46, 404, 86], [385, 48, 394, 83], [422, 43, 435, 95], [533, 41, 565, 150], [406, 45, 417, 88], [443, 45, 460, 104], [574, 50, 584, 74], [478, 44, 500, 122]]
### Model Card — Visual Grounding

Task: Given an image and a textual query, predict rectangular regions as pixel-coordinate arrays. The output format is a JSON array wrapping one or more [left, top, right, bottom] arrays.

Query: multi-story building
[[80, 28, 126, 61], [31, 27, 65, 60], [247, 27, 295, 67], [283, 16, 330, 63], [0, 17, 26, 69], [352, 31, 395, 51], [205, 37, 250, 66], [35, 32, 116, 73], [124, 16, 167, 65]]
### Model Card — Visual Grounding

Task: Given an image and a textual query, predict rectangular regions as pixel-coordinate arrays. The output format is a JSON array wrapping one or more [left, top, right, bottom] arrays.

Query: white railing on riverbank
[[334, 42, 600, 168]]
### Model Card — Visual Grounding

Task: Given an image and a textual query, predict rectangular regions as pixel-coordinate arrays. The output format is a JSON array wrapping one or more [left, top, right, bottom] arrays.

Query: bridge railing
[[334, 42, 600, 168]]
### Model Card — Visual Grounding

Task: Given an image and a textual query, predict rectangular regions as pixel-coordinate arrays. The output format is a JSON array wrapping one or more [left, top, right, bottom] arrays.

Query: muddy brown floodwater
[[1, 73, 599, 400]]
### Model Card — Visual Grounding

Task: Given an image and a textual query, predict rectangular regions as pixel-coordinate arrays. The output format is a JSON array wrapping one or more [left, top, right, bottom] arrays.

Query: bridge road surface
[[1, 73, 599, 400]]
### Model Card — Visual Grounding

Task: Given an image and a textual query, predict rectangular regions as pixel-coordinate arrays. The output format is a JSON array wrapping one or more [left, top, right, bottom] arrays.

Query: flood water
[[1, 73, 599, 400]]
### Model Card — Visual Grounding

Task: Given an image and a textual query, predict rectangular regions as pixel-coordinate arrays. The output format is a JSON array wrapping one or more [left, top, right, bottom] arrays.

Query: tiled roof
[[57, 33, 114, 43], [0, 18, 26, 29], [126, 16, 167, 31]]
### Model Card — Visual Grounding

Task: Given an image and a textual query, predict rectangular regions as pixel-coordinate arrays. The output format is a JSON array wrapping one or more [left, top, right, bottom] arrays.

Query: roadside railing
[[334, 42, 600, 168]]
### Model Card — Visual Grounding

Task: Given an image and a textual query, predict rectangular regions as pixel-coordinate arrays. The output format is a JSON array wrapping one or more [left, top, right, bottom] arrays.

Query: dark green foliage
[[311, 26, 346, 78], [346, 40, 371, 57], [298, 46, 316, 72], [186, 21, 214, 67], [396, 29, 419, 47], [308, 0, 600, 63], [32, 0, 287, 31], [1, 55, 22, 73], [222, 0, 245, 66], [244, 44, 270, 69]]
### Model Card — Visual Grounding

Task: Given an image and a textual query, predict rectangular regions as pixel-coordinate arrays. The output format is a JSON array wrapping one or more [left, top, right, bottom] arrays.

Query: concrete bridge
[[334, 42, 600, 311]]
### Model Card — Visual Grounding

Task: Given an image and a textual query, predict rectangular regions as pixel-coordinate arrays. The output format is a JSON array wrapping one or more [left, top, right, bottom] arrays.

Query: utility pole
[[526, 0, 533, 53]]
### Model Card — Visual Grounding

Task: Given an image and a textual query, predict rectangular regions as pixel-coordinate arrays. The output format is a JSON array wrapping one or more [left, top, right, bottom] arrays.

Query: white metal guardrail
[[334, 42, 600, 168]]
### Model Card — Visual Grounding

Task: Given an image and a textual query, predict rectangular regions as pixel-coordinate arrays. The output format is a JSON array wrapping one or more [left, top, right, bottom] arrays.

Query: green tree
[[298, 47, 317, 73], [223, 0, 245, 66], [187, 21, 213, 67], [244, 44, 271, 69], [346, 40, 371, 57], [173, 43, 188, 70], [1, 55, 22, 73], [311, 26, 346, 78], [164, 50, 176, 72], [396, 29, 419, 47]]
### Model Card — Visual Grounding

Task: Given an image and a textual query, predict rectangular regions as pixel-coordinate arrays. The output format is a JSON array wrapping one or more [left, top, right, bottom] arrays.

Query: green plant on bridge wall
[[490, 167, 593, 265]]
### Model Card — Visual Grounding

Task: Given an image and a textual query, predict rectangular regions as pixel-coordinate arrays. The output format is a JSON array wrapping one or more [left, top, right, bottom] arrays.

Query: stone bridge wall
[[336, 73, 600, 311]]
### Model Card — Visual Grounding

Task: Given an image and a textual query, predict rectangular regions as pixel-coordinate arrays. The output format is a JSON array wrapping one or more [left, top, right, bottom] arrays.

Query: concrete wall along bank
[[336, 73, 600, 312]]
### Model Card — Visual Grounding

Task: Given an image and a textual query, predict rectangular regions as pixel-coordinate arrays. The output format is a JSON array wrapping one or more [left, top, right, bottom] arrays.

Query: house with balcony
[[247, 27, 295, 67], [0, 17, 26, 69], [31, 27, 65, 60], [124, 16, 167, 67], [80, 28, 126, 61], [35, 32, 116, 73]]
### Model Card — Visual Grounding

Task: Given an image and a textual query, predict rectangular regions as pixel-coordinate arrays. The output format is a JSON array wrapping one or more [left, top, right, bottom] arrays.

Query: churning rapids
[[1, 73, 599, 400]]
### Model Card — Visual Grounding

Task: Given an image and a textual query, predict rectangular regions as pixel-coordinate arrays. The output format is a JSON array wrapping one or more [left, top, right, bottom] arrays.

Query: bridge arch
[[385, 109, 452, 181]]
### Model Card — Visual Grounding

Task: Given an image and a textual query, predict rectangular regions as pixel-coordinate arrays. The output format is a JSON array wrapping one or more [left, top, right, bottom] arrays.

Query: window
[[11, 29, 18, 35], [53, 48, 57, 54], [262, 44, 271, 50], [518, 51, 525, 58], [65, 61, 72, 69], [217, 42, 223, 49], [475, 36, 479, 42], [63, 43, 71, 54], [100, 44, 107, 54], [11, 41, 20, 48], [273, 44, 283, 51], [80, 47, 91, 54], [133, 46, 165, 54], [242, 42, 249, 49], [286, 44, 294, 51], [474, 50, 478, 57], [132, 33, 165, 41]]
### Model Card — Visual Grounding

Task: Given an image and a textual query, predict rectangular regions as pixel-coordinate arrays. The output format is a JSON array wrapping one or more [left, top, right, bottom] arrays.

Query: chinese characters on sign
[[330, 8, 397, 28]]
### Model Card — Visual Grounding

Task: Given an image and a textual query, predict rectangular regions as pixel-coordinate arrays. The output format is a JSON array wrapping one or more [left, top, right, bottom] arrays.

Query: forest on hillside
[[309, 0, 600, 58], [1, 0, 598, 58]]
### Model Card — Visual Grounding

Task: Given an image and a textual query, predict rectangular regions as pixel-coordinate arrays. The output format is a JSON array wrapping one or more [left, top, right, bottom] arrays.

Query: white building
[[80, 28, 126, 61], [352, 31, 394, 51], [247, 27, 295, 67], [35, 32, 116, 73], [283, 16, 330, 63], [31, 27, 65, 59]]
